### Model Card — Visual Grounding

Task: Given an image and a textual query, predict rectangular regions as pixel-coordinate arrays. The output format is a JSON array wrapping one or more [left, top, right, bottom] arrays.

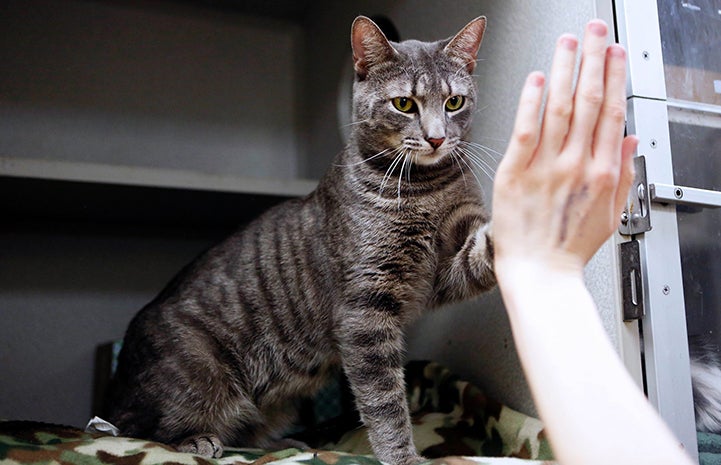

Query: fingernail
[[528, 71, 545, 87], [608, 44, 626, 59], [588, 19, 608, 37], [559, 34, 578, 51]]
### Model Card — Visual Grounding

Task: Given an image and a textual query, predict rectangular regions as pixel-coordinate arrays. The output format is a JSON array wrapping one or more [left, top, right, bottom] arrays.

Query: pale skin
[[493, 19, 694, 465]]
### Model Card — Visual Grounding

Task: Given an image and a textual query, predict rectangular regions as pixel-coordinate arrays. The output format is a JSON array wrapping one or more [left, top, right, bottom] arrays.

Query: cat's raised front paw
[[176, 433, 224, 458]]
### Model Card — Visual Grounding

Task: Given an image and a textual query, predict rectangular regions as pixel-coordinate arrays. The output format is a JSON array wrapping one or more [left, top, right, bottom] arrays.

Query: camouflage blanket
[[0, 361, 555, 465]]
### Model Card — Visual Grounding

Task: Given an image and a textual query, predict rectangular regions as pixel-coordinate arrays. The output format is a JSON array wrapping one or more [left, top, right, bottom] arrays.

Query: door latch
[[619, 239, 644, 321], [619, 156, 652, 236]]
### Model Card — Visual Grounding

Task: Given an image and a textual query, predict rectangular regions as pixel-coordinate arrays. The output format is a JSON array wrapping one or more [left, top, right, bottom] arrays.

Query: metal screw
[[650, 139, 658, 148], [662, 285, 671, 295], [674, 187, 683, 199], [637, 183, 646, 201], [621, 211, 629, 224], [642, 50, 650, 60]]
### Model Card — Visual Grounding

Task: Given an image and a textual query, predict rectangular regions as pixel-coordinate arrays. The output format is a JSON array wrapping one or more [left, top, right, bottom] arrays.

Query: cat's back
[[130, 193, 334, 328]]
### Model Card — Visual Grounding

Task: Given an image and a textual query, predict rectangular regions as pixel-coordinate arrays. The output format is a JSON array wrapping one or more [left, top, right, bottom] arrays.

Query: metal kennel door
[[615, 0, 721, 461]]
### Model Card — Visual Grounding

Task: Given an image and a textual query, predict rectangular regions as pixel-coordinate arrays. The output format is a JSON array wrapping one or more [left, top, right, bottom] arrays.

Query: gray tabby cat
[[105, 16, 494, 465]]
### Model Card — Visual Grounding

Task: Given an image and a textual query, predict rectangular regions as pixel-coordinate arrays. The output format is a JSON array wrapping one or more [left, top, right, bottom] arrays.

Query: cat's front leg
[[432, 221, 496, 306], [175, 433, 224, 458], [338, 297, 424, 465]]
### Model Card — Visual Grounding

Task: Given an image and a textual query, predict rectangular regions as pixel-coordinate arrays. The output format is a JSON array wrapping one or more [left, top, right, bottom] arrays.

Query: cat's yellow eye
[[392, 97, 417, 113], [445, 96, 465, 112]]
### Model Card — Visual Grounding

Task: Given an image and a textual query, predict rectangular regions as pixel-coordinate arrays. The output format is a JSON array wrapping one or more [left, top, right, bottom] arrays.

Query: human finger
[[536, 34, 579, 159], [565, 20, 610, 153], [592, 44, 628, 167], [502, 71, 546, 171]]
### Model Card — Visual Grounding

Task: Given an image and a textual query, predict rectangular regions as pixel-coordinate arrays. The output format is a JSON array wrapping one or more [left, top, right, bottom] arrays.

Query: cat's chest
[[346, 205, 442, 266], [356, 203, 439, 236]]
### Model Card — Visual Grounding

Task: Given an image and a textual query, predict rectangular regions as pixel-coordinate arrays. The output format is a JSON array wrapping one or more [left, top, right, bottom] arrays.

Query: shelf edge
[[0, 157, 318, 198]]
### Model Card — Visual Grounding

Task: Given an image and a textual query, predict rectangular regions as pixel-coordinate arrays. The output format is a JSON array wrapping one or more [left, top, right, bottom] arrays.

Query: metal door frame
[[614, 0, 699, 460]]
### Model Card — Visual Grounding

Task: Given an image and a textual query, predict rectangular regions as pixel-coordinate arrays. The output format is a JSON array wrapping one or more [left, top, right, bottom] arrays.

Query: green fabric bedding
[[0, 361, 555, 465]]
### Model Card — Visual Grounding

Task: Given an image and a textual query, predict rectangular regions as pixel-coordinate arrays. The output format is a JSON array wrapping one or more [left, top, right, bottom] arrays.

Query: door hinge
[[619, 239, 644, 321], [619, 156, 652, 236]]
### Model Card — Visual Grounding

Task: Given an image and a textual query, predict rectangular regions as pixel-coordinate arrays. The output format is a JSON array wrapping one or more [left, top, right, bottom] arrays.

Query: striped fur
[[105, 16, 493, 465], [690, 336, 721, 433]]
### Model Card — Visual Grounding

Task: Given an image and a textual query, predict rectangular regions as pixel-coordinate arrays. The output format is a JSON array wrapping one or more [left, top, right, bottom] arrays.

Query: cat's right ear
[[445, 16, 486, 74], [351, 16, 397, 80]]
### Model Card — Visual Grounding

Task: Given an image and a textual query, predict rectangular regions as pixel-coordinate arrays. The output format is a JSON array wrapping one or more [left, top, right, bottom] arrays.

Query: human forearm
[[496, 261, 693, 465]]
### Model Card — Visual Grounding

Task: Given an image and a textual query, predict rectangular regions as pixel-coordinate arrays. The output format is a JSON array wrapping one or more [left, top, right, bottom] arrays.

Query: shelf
[[1, 158, 317, 228], [0, 157, 316, 198]]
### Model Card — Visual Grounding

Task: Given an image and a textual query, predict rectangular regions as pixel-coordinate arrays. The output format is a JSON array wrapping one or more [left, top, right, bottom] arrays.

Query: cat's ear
[[351, 16, 398, 80], [444, 16, 486, 74]]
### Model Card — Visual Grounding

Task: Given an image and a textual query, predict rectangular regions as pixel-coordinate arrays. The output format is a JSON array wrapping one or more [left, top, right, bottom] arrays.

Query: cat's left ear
[[444, 16, 486, 74], [351, 16, 398, 80]]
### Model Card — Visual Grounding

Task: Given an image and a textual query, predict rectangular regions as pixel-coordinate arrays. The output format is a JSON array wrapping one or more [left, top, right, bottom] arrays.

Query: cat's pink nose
[[426, 137, 445, 149]]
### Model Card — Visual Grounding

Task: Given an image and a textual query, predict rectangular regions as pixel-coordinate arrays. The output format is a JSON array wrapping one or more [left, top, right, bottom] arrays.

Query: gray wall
[[0, 0, 303, 180]]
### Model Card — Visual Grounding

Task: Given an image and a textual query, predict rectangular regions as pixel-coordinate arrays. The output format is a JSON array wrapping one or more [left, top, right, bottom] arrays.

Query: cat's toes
[[176, 433, 224, 458]]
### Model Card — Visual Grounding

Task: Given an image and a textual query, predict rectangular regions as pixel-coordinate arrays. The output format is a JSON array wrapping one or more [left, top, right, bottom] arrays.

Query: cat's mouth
[[411, 138, 500, 183], [415, 150, 447, 166], [411, 138, 453, 166], [391, 137, 449, 166], [373, 137, 498, 195]]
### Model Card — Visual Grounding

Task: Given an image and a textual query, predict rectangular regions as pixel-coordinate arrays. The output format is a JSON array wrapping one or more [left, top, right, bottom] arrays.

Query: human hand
[[492, 19, 638, 276]]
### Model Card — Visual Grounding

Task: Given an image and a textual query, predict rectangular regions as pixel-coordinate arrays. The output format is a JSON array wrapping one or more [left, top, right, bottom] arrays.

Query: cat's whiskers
[[374, 145, 420, 205], [397, 149, 410, 204], [464, 147, 497, 175], [473, 104, 490, 117], [472, 134, 508, 144], [452, 147, 486, 188], [452, 58, 482, 79], [462, 140, 504, 162], [456, 146, 496, 182], [458, 141, 501, 164], [403, 149, 417, 201], [449, 150, 469, 188], [401, 64, 413, 82], [454, 140, 501, 183], [407, 152, 416, 184], [334, 148, 392, 167], [342, 118, 371, 128], [379, 147, 406, 197]]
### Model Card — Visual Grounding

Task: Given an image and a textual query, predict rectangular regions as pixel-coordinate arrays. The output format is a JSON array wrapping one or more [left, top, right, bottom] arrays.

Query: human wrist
[[494, 252, 585, 284], [494, 254, 588, 313], [495, 253, 606, 359]]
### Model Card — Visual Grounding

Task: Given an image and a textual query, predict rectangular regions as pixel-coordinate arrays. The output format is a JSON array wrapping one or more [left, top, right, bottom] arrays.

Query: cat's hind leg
[[175, 433, 224, 458]]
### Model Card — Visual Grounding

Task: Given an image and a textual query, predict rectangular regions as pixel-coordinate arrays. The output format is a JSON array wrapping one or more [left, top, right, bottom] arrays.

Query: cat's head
[[349, 16, 486, 167]]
